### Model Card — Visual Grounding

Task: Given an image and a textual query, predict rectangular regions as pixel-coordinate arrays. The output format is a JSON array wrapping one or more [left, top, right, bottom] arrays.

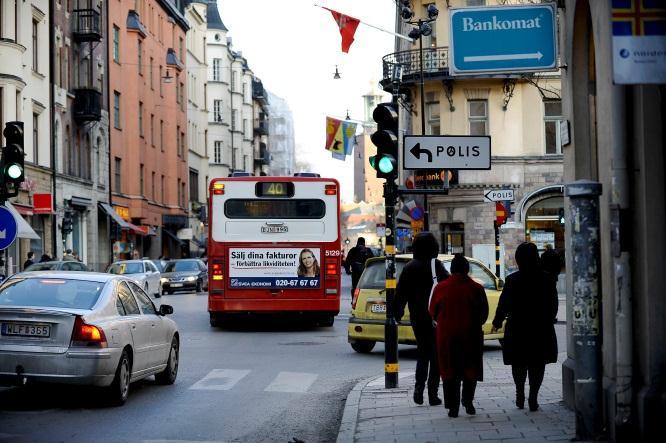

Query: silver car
[[0, 272, 179, 405], [106, 260, 162, 298]]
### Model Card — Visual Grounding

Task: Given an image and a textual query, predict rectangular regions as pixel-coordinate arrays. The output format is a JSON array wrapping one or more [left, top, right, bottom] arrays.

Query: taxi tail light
[[324, 259, 337, 277], [71, 316, 107, 347], [324, 184, 337, 195], [351, 287, 360, 310]]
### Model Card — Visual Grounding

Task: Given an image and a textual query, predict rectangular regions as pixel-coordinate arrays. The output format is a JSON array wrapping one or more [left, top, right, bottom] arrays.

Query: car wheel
[[319, 315, 334, 327], [195, 279, 203, 293], [351, 341, 376, 354], [155, 337, 179, 385], [107, 349, 131, 406]]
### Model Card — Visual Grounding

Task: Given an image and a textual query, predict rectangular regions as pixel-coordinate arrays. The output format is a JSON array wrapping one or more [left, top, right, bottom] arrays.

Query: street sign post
[[484, 189, 515, 203], [449, 3, 557, 76], [0, 206, 18, 250], [403, 135, 491, 170]]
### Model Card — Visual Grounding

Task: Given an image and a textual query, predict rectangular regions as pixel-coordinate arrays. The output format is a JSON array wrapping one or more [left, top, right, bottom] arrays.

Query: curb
[[336, 375, 381, 443]]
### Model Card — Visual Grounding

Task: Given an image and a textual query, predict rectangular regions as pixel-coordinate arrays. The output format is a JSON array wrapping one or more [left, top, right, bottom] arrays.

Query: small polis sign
[[484, 189, 514, 203]]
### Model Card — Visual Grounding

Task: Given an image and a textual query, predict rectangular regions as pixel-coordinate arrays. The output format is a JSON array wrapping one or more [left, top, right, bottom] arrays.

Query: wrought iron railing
[[382, 47, 450, 84], [73, 88, 102, 122], [73, 9, 102, 42]]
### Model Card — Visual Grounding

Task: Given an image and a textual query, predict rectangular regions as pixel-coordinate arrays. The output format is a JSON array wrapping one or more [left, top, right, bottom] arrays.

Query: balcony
[[73, 88, 102, 122], [255, 143, 270, 166], [252, 79, 269, 106], [380, 47, 450, 91], [73, 8, 102, 42], [254, 118, 269, 136]]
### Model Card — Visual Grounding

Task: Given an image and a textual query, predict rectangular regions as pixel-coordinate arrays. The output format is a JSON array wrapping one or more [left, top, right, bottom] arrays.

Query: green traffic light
[[378, 156, 395, 174], [6, 164, 22, 180], [369, 155, 376, 169]]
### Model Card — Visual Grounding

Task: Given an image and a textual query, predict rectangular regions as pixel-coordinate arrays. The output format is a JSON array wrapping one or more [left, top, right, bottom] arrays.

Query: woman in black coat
[[491, 242, 558, 411], [395, 232, 449, 406]]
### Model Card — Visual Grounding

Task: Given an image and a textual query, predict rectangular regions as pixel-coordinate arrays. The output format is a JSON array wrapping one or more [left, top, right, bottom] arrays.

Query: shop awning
[[127, 222, 146, 236], [4, 202, 40, 240], [99, 203, 130, 229]]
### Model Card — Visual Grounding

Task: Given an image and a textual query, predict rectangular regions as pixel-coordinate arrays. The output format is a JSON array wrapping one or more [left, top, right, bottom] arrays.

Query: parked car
[[160, 259, 208, 294], [0, 272, 179, 405], [106, 260, 162, 298], [24, 261, 91, 272], [347, 254, 506, 353]]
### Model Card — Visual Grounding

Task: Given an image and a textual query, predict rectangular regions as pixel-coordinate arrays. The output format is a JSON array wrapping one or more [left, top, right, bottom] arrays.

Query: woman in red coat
[[429, 254, 489, 417]]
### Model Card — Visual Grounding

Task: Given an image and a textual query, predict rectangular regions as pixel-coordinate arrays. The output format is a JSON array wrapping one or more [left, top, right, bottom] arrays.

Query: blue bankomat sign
[[449, 3, 558, 75]]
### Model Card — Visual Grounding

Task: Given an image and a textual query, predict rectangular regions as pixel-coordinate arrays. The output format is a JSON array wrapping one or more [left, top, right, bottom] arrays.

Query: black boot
[[447, 408, 459, 418], [461, 400, 476, 415], [528, 394, 539, 412], [413, 385, 424, 405], [428, 391, 442, 406], [516, 386, 525, 409]]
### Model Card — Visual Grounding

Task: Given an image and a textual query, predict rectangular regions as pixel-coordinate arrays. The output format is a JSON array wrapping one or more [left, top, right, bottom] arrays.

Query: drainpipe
[[49, 0, 57, 257], [106, 0, 113, 265], [611, 87, 633, 438]]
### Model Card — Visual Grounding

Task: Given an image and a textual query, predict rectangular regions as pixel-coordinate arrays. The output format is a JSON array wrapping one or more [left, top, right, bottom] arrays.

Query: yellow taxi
[[348, 254, 505, 353]]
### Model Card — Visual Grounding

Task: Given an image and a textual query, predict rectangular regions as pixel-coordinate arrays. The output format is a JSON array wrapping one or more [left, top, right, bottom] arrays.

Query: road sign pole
[[384, 180, 399, 388], [494, 221, 501, 277]]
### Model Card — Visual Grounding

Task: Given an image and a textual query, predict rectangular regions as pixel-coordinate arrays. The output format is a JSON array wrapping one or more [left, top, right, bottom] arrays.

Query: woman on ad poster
[[297, 249, 320, 278]]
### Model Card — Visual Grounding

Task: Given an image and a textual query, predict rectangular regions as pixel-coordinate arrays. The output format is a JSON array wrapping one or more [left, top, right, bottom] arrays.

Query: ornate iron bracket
[[502, 78, 516, 111], [443, 80, 455, 112]]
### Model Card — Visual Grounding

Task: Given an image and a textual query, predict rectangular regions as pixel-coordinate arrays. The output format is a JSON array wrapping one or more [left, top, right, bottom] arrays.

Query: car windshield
[[0, 277, 104, 310], [108, 263, 143, 274], [164, 261, 200, 272], [24, 263, 58, 271]]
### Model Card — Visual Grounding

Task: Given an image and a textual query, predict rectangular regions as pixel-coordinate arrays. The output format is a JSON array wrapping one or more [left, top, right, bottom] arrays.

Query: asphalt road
[[0, 273, 566, 443]]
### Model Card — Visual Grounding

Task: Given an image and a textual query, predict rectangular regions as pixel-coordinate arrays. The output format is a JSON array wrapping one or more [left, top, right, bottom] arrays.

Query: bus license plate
[[261, 226, 288, 233], [2, 323, 51, 338], [370, 304, 386, 313]]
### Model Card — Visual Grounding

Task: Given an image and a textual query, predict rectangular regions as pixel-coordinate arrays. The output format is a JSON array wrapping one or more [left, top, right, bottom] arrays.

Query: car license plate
[[261, 226, 288, 233], [171, 283, 183, 287], [370, 303, 387, 313], [2, 323, 51, 338]]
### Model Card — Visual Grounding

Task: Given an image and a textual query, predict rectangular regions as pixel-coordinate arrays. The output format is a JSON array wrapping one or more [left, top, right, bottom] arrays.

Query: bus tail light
[[213, 183, 225, 195], [324, 184, 337, 195], [351, 287, 360, 310], [211, 260, 224, 284], [324, 259, 337, 277]]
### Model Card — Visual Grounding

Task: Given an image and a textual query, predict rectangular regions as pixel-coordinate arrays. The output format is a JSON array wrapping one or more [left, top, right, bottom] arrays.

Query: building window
[[151, 171, 155, 200], [137, 39, 143, 75], [179, 37, 184, 61], [176, 80, 180, 104], [113, 26, 120, 63], [213, 100, 222, 122], [468, 99, 488, 135], [150, 114, 154, 146], [213, 58, 221, 81], [161, 175, 165, 204], [177, 178, 181, 207], [426, 92, 440, 135], [441, 223, 465, 255], [243, 83, 248, 102], [231, 110, 237, 131], [32, 113, 39, 164], [138, 102, 143, 137], [231, 70, 236, 91], [159, 65, 163, 96], [113, 91, 121, 129], [176, 125, 181, 156], [544, 100, 563, 155], [149, 57, 154, 89], [32, 19, 39, 72], [114, 157, 121, 193], [182, 182, 186, 208], [243, 118, 248, 137], [140, 164, 144, 194], [160, 119, 164, 151], [179, 82, 184, 110], [214, 141, 222, 163], [180, 131, 185, 157], [189, 169, 199, 202]]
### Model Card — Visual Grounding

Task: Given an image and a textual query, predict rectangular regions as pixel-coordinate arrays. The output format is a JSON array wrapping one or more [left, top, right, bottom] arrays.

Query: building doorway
[[440, 222, 465, 255]]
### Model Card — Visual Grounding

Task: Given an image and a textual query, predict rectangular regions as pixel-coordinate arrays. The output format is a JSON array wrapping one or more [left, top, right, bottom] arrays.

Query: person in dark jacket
[[540, 244, 562, 283], [39, 253, 52, 263], [23, 251, 35, 270], [491, 242, 558, 411], [344, 237, 374, 298], [395, 232, 449, 406], [429, 254, 488, 417]]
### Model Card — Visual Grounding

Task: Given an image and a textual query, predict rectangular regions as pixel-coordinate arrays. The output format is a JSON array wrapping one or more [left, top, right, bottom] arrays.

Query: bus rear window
[[224, 199, 326, 219]]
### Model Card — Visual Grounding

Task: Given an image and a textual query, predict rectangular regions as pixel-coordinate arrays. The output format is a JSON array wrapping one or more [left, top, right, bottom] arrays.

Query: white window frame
[[213, 100, 223, 122], [544, 100, 563, 155], [214, 140, 222, 164], [467, 99, 488, 136], [212, 58, 221, 81]]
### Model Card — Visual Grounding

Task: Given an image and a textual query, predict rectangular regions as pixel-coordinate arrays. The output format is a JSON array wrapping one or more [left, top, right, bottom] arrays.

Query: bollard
[[565, 180, 603, 440]]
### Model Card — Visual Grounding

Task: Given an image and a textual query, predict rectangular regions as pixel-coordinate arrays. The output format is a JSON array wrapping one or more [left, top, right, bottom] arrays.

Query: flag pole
[[315, 4, 414, 43]]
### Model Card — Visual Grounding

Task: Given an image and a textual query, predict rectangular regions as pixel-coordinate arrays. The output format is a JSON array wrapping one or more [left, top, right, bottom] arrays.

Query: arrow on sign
[[464, 51, 543, 62], [409, 143, 432, 162]]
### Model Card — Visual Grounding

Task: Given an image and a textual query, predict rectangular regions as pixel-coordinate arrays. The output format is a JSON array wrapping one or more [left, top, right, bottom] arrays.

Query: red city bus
[[207, 176, 342, 326]]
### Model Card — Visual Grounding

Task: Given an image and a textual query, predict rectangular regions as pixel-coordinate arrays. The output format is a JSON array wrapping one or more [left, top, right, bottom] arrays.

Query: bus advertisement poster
[[228, 247, 321, 289]]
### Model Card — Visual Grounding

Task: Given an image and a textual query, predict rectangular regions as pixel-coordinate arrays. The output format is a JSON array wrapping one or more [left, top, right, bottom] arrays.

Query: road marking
[[264, 371, 318, 393], [189, 369, 250, 391]]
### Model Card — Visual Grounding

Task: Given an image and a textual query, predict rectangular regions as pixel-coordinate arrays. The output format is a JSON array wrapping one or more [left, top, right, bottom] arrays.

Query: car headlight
[[186, 276, 197, 282], [160, 278, 168, 283]]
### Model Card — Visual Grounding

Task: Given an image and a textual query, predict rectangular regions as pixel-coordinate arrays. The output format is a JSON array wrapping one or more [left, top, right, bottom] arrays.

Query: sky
[[216, 0, 396, 202]]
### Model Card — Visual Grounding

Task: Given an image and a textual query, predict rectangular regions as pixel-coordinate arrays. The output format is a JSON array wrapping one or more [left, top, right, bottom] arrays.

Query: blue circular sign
[[410, 207, 424, 221], [0, 206, 18, 250]]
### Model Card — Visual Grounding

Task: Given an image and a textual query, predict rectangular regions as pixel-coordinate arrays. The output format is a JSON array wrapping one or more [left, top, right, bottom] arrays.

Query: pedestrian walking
[[63, 249, 76, 261], [540, 243, 562, 283], [429, 254, 489, 417], [394, 232, 449, 406], [23, 251, 35, 270], [491, 242, 558, 412], [343, 237, 374, 298]]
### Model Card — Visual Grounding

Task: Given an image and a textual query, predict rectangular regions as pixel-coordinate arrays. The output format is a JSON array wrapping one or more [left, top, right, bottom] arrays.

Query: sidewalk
[[337, 353, 575, 443]]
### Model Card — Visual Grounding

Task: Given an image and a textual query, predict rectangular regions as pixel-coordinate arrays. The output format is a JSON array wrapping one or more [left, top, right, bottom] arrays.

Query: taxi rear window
[[224, 199, 325, 219]]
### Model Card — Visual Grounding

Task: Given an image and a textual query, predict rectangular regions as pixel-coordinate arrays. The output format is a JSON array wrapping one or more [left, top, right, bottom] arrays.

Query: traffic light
[[1, 121, 25, 200], [62, 210, 74, 236], [559, 208, 565, 225], [370, 102, 398, 180]]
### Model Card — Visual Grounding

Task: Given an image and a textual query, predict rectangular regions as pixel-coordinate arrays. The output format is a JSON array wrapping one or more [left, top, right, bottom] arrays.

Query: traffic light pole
[[384, 179, 399, 388]]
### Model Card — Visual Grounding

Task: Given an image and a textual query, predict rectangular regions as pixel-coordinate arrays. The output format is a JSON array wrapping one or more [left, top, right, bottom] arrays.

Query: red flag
[[325, 8, 360, 53]]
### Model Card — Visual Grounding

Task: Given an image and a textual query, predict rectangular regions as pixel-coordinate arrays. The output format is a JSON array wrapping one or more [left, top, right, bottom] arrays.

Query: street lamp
[[401, 1, 439, 231]]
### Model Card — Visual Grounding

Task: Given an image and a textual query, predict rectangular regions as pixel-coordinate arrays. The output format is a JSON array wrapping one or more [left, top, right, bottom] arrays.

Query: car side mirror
[[159, 304, 174, 315], [497, 279, 504, 290]]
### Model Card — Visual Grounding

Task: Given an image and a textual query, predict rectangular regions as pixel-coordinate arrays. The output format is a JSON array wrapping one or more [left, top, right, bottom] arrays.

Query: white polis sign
[[484, 189, 515, 203], [403, 135, 491, 170]]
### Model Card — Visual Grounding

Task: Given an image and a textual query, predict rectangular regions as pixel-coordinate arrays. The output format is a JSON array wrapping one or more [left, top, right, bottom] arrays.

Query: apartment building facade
[[108, 0, 189, 260], [0, 0, 53, 272], [388, 0, 564, 275], [266, 90, 295, 177]]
